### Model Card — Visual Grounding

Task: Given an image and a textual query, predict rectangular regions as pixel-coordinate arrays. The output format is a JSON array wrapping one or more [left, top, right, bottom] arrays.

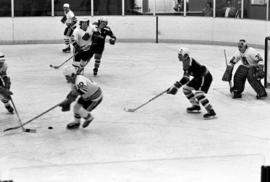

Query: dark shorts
[[74, 48, 95, 62], [186, 72, 212, 93], [77, 96, 103, 111]]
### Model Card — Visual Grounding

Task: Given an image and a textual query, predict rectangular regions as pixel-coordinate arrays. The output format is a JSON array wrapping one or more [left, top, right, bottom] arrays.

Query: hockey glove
[[59, 99, 72, 112], [109, 38, 116, 45], [61, 16, 67, 24], [0, 86, 13, 99], [167, 86, 178, 95], [167, 81, 180, 95]]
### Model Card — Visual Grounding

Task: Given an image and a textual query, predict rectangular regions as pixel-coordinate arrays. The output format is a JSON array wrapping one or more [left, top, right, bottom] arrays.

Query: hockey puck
[[48, 126, 53, 130]]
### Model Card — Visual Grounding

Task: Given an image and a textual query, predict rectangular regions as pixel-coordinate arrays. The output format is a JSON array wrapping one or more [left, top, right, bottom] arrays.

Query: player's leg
[[231, 65, 248, 98], [82, 97, 103, 128], [63, 27, 72, 53], [194, 73, 216, 119], [66, 103, 81, 129], [247, 66, 267, 99], [182, 84, 201, 113], [93, 53, 102, 76], [93, 46, 104, 76]]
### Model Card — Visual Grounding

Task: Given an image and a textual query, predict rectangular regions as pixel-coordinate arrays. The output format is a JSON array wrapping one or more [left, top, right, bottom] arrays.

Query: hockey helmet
[[63, 65, 76, 77], [79, 17, 90, 26], [238, 39, 248, 53], [98, 16, 108, 25], [238, 39, 248, 49], [178, 47, 190, 57], [63, 3, 70, 8], [0, 52, 5, 63]]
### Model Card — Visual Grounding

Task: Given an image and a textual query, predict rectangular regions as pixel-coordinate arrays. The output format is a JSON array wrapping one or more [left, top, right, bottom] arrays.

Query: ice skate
[[203, 109, 216, 119], [5, 105, 14, 114], [82, 115, 94, 128], [66, 121, 80, 129], [256, 93, 267, 99], [186, 105, 201, 113], [93, 68, 98, 76], [232, 91, 242, 99], [62, 46, 71, 53]]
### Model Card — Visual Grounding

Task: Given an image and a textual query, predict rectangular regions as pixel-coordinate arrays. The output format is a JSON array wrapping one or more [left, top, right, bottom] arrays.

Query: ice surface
[[0, 43, 269, 182]]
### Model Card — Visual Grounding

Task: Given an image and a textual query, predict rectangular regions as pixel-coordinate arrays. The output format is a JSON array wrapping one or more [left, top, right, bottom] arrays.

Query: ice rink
[[0, 43, 269, 182]]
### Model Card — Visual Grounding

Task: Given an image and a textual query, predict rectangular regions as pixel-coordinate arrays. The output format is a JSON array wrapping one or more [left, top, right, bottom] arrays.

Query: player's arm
[[106, 27, 116, 45], [59, 90, 79, 112], [167, 73, 190, 95], [61, 15, 67, 24], [70, 31, 82, 53]]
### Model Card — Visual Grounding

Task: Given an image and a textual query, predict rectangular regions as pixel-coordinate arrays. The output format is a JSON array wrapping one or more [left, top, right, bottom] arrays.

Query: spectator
[[173, 0, 189, 12], [202, 1, 213, 17], [223, 0, 236, 18]]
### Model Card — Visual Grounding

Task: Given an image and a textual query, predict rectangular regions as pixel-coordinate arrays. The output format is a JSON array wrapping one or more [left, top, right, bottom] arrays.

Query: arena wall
[[0, 16, 269, 47]]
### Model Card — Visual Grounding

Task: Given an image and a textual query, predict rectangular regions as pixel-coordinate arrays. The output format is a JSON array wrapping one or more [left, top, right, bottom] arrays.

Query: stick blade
[[24, 128, 36, 133], [123, 107, 135, 112], [49, 64, 59, 69]]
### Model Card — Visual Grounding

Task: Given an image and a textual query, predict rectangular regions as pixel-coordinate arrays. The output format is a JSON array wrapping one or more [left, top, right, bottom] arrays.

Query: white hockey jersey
[[64, 10, 76, 28], [71, 24, 97, 51], [72, 75, 102, 101], [233, 47, 263, 66]]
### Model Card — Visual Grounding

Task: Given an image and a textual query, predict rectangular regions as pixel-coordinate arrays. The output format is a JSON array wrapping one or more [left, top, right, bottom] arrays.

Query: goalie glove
[[109, 38, 116, 45]]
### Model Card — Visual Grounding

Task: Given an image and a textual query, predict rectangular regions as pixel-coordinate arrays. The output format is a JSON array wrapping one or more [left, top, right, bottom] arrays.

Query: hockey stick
[[49, 53, 76, 69], [124, 89, 168, 112], [10, 98, 36, 133], [224, 49, 233, 92], [3, 103, 60, 132]]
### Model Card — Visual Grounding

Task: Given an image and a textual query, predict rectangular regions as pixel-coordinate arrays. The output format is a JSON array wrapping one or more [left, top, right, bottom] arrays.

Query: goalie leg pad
[[232, 65, 248, 94], [247, 67, 267, 97]]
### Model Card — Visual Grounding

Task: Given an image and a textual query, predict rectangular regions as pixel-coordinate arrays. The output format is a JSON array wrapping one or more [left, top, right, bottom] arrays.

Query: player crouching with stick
[[167, 47, 216, 119], [59, 66, 103, 129]]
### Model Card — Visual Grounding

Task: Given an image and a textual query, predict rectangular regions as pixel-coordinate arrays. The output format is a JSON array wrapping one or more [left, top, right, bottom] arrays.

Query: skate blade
[[187, 110, 201, 114], [203, 116, 217, 120]]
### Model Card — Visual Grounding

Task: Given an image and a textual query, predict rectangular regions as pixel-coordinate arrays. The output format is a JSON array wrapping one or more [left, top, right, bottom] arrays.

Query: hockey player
[[71, 17, 97, 74], [0, 52, 14, 114], [229, 39, 267, 99], [91, 17, 116, 76], [61, 3, 77, 53], [59, 66, 103, 129], [167, 47, 216, 119]]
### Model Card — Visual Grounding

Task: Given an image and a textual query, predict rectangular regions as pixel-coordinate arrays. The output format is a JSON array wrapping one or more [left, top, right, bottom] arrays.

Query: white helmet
[[63, 65, 76, 76], [63, 3, 70, 8], [0, 52, 5, 63], [79, 17, 90, 26], [178, 47, 190, 57], [99, 16, 108, 24]]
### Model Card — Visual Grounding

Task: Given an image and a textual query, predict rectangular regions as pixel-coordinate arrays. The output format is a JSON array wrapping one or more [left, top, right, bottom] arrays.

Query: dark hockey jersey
[[183, 58, 208, 78], [92, 22, 116, 46]]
